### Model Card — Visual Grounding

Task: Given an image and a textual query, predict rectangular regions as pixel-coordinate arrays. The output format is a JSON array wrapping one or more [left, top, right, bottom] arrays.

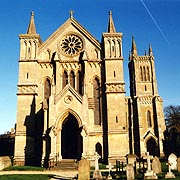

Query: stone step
[[52, 159, 78, 170]]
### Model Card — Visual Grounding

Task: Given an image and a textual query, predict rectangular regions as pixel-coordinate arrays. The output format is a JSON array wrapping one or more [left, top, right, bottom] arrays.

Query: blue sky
[[0, 0, 180, 134]]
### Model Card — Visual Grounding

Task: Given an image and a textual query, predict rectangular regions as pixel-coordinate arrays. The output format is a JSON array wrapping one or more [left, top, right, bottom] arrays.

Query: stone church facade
[[14, 11, 166, 166]]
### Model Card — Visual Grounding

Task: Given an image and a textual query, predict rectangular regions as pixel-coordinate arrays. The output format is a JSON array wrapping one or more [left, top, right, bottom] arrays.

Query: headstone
[[126, 163, 134, 180], [177, 157, 180, 172], [0, 156, 11, 170], [78, 158, 90, 180], [165, 162, 175, 179], [127, 154, 137, 174], [144, 152, 157, 179], [92, 152, 102, 180], [168, 153, 177, 170], [152, 156, 162, 174], [127, 154, 137, 165]]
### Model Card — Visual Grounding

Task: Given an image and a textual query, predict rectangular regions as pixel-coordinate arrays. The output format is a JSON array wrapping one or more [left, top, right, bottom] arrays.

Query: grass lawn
[[0, 174, 52, 180]]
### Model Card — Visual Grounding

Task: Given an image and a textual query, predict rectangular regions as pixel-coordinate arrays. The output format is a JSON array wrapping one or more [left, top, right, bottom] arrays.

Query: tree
[[164, 105, 180, 130], [163, 105, 180, 157]]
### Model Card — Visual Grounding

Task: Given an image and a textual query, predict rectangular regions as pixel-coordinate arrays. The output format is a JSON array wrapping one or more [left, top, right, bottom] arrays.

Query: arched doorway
[[147, 137, 157, 156], [61, 113, 83, 160]]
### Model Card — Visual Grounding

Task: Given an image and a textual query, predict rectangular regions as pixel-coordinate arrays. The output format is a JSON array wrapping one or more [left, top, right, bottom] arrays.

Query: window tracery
[[60, 34, 83, 56]]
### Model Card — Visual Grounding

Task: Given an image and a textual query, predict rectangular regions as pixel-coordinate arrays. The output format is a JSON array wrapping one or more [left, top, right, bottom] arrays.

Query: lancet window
[[140, 66, 151, 82], [44, 78, 51, 99], [93, 77, 101, 125], [70, 70, 75, 88], [62, 71, 68, 88], [147, 110, 152, 128], [61, 69, 83, 95]]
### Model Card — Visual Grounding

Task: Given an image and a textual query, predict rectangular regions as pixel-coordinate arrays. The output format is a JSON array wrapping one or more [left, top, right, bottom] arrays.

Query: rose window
[[60, 35, 83, 56]]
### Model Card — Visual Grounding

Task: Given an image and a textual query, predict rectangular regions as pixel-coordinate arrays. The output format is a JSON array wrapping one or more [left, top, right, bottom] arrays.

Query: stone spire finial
[[131, 36, 137, 56], [149, 44, 153, 56], [108, 11, 116, 33], [27, 11, 36, 34], [69, 10, 74, 19]]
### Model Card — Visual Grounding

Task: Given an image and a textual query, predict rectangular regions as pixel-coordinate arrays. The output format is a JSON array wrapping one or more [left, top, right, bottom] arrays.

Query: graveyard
[[1, 152, 180, 179]]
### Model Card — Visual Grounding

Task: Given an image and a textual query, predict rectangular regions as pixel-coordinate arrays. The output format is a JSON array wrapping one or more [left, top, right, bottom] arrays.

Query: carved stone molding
[[88, 62, 100, 68], [64, 95, 73, 104], [60, 62, 81, 70], [106, 83, 125, 93], [39, 63, 52, 69], [17, 84, 38, 95], [137, 96, 153, 104]]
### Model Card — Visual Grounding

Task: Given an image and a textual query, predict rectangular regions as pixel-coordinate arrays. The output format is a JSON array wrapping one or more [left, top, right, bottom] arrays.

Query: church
[[14, 11, 166, 166]]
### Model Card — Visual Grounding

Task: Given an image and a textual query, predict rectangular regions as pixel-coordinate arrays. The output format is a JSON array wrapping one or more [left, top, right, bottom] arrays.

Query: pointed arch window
[[147, 66, 150, 81], [77, 70, 83, 95], [140, 66, 143, 81], [111, 40, 116, 57], [70, 70, 75, 88], [95, 49, 98, 59], [107, 40, 111, 57], [44, 78, 51, 99], [62, 71, 68, 88], [93, 78, 101, 125], [147, 110, 152, 128], [118, 40, 121, 57], [143, 66, 146, 81]]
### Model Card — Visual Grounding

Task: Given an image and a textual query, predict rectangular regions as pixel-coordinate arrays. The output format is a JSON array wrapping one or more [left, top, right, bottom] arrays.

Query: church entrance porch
[[61, 114, 83, 160]]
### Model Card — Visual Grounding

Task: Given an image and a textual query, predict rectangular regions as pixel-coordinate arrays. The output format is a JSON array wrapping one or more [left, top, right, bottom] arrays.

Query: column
[[56, 128, 62, 161]]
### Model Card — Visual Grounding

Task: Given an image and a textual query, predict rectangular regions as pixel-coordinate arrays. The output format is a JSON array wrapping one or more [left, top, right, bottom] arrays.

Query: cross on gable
[[69, 10, 74, 19]]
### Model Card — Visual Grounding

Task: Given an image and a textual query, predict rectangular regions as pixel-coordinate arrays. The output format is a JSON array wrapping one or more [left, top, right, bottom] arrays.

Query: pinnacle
[[27, 11, 36, 34], [108, 11, 116, 33]]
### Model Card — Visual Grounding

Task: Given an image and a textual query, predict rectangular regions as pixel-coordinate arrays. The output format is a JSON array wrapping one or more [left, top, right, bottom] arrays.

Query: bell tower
[[19, 12, 42, 61], [14, 12, 42, 165], [128, 37, 166, 156], [102, 11, 128, 158]]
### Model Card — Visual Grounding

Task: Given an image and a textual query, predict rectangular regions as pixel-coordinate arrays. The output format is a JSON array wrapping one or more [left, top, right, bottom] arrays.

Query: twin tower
[[14, 11, 166, 166]]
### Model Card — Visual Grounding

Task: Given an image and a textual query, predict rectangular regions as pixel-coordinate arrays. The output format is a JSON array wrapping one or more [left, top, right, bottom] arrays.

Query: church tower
[[14, 12, 42, 165], [128, 37, 166, 156], [102, 11, 129, 159]]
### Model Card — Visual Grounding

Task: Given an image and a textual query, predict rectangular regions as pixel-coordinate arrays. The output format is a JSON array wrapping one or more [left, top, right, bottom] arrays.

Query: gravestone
[[144, 152, 157, 179], [92, 152, 102, 180], [127, 154, 137, 174], [165, 162, 175, 179], [168, 153, 177, 170], [0, 156, 11, 170], [78, 158, 90, 180], [127, 154, 137, 165], [177, 157, 180, 172], [152, 156, 162, 174], [126, 163, 134, 180]]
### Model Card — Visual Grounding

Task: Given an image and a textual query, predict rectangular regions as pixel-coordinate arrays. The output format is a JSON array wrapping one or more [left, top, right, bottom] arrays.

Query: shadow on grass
[[3, 166, 44, 171], [0, 174, 51, 180]]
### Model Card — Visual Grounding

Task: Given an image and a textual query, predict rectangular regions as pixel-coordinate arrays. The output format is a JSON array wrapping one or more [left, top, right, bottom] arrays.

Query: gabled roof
[[39, 15, 101, 53], [55, 84, 82, 105]]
